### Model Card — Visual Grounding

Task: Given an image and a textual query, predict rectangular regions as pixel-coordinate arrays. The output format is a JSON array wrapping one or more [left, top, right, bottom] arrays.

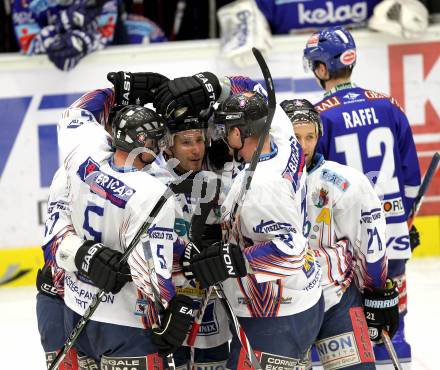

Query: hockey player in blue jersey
[[303, 25, 421, 365], [282, 98, 401, 369]]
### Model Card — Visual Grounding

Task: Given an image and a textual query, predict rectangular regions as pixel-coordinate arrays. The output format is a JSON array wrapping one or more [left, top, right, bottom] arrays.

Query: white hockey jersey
[[305, 154, 388, 310], [221, 106, 322, 318], [57, 107, 177, 329], [151, 164, 232, 348]]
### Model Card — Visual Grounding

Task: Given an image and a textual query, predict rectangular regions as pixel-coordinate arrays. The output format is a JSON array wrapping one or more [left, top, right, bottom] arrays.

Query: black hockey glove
[[153, 72, 221, 118], [363, 279, 399, 343], [75, 241, 132, 294], [36, 265, 60, 299], [207, 139, 233, 170], [151, 294, 194, 357], [107, 71, 169, 106], [189, 242, 247, 288], [409, 225, 420, 251]]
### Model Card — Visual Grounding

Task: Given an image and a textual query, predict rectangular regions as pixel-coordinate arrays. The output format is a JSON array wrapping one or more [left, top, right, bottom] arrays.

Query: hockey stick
[[407, 151, 440, 228], [382, 330, 403, 370], [49, 186, 177, 370], [188, 47, 276, 367]]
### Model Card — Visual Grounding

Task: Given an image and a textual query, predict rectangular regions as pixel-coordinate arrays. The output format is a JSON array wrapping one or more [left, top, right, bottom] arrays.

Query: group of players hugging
[[35, 25, 421, 370]]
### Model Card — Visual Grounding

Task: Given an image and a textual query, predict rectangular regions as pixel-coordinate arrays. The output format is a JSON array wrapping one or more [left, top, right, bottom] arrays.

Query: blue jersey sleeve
[[393, 105, 421, 217], [227, 76, 268, 98]]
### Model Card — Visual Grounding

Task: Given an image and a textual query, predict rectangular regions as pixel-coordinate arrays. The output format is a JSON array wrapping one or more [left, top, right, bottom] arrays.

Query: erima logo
[[81, 244, 101, 273], [343, 92, 360, 100], [364, 297, 399, 309], [298, 1, 367, 25], [222, 244, 235, 275], [122, 72, 130, 106]]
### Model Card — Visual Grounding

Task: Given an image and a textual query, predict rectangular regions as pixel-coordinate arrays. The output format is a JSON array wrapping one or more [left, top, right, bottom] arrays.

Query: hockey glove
[[74, 241, 132, 294], [409, 225, 420, 251], [363, 279, 399, 343], [151, 294, 194, 357], [46, 30, 92, 71], [36, 265, 61, 299], [107, 71, 169, 106], [189, 242, 247, 288], [153, 72, 221, 118], [54, 2, 100, 33]]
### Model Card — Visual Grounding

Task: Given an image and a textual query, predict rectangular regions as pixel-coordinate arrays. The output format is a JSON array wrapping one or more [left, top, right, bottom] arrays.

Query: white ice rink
[[1, 257, 439, 370]]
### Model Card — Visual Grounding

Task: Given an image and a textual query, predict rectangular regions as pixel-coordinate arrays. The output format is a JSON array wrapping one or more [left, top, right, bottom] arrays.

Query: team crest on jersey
[[321, 169, 350, 192], [77, 157, 136, 208], [312, 187, 329, 208], [302, 248, 316, 278]]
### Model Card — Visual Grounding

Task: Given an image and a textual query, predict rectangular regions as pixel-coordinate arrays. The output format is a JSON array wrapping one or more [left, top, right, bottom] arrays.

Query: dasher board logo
[[381, 197, 405, 218], [316, 332, 361, 369]]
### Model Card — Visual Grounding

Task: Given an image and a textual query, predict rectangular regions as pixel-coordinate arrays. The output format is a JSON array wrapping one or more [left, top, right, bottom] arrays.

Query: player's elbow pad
[[56, 233, 83, 272]]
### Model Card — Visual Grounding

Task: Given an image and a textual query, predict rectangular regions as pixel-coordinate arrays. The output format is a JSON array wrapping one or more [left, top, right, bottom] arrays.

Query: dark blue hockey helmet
[[303, 26, 357, 73], [280, 99, 323, 138]]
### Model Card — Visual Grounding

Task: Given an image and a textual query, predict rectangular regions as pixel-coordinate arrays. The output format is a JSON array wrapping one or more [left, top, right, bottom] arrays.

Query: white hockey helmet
[[368, 0, 429, 39]]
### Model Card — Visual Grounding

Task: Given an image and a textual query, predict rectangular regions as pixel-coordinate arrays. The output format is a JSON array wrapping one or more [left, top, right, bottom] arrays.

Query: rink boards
[[1, 27, 440, 287]]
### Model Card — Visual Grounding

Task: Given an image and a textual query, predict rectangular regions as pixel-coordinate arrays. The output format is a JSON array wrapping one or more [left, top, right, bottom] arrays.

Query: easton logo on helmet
[[340, 49, 356, 65]]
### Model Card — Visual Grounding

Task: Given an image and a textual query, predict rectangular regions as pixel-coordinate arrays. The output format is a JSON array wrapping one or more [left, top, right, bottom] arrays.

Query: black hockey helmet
[[280, 99, 323, 138], [213, 91, 268, 140], [111, 105, 168, 154]]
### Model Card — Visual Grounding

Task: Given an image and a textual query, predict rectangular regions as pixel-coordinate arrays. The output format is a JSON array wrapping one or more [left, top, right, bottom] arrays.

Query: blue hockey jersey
[[315, 82, 421, 259], [256, 0, 381, 34]]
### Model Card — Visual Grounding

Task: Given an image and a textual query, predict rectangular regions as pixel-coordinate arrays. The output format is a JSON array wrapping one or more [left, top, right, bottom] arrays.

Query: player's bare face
[[293, 123, 318, 167], [172, 130, 206, 172]]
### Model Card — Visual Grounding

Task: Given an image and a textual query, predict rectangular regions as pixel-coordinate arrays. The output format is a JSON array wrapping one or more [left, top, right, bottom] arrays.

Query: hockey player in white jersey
[[179, 91, 324, 369], [282, 99, 400, 369], [54, 104, 194, 368], [151, 114, 232, 370]]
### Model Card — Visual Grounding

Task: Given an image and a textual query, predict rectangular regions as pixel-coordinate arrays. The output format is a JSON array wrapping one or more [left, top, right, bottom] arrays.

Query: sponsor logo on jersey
[[298, 1, 367, 25], [307, 33, 319, 48], [340, 49, 356, 66], [315, 97, 341, 113], [364, 90, 405, 112], [342, 91, 365, 105], [361, 208, 382, 224], [253, 220, 296, 234], [237, 296, 292, 305], [67, 119, 83, 128], [259, 351, 306, 370], [316, 332, 361, 368], [311, 187, 329, 208], [382, 197, 405, 218], [77, 157, 136, 208], [196, 301, 220, 336], [320, 168, 350, 191], [302, 248, 316, 278], [364, 90, 388, 100]]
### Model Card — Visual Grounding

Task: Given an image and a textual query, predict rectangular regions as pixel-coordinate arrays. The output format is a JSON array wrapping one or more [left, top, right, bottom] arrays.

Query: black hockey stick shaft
[[48, 187, 175, 370], [408, 151, 440, 227], [214, 47, 276, 370]]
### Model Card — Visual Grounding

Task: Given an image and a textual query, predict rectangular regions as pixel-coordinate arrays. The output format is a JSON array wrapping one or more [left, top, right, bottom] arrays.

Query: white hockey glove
[[217, 0, 272, 68], [368, 0, 428, 39]]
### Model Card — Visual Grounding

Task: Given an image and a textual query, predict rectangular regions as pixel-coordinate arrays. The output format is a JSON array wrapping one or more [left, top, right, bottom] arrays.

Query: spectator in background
[[12, 0, 118, 70], [11, 0, 167, 71], [1, 1, 19, 53]]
